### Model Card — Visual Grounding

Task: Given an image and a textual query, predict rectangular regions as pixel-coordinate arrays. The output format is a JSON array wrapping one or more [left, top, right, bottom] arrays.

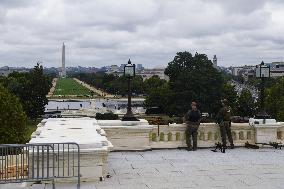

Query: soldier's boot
[[230, 144, 235, 149], [221, 145, 226, 153], [186, 138, 193, 151], [186, 147, 193, 151]]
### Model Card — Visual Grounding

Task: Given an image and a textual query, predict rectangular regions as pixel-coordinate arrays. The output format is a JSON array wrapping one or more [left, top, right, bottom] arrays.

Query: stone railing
[[149, 123, 255, 149], [99, 120, 284, 151], [277, 122, 284, 142]]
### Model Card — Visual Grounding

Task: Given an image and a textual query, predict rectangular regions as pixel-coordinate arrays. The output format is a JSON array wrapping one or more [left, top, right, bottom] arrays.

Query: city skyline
[[0, 0, 284, 68]]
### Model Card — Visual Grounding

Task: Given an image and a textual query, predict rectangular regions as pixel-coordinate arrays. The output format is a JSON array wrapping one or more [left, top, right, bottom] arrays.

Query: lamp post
[[255, 61, 271, 122], [122, 59, 139, 121]]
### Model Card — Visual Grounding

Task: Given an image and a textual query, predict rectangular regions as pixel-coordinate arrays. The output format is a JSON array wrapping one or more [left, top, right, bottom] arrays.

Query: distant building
[[98, 66, 108, 72], [243, 69, 255, 81], [0, 66, 30, 76], [105, 65, 122, 76], [232, 67, 243, 76], [232, 65, 255, 77], [0, 66, 11, 77], [120, 64, 126, 71], [137, 68, 169, 81], [231, 65, 255, 81], [231, 61, 284, 81], [269, 62, 284, 77], [136, 64, 143, 71], [106, 65, 120, 73]]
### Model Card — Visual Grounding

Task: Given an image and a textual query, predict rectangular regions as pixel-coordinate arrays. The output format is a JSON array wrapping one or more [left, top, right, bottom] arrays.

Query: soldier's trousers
[[186, 125, 198, 150], [219, 121, 234, 147]]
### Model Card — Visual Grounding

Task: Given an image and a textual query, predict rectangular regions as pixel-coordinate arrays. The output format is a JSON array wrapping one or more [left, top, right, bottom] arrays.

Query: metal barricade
[[0, 143, 80, 189]]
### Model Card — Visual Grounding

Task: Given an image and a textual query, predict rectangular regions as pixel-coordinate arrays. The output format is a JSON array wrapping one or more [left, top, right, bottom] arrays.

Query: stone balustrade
[[277, 122, 284, 142], [149, 123, 256, 149], [99, 121, 284, 151]]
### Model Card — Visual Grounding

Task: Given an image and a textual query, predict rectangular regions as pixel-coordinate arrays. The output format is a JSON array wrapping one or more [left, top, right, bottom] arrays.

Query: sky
[[0, 0, 284, 68]]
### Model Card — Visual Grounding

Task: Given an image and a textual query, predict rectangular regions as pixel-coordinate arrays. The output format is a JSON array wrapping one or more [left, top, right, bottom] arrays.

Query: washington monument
[[61, 42, 66, 77]]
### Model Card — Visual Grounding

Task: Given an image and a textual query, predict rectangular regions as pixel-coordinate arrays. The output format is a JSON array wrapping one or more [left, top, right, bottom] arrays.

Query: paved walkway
[[3, 148, 284, 189], [46, 78, 58, 97]]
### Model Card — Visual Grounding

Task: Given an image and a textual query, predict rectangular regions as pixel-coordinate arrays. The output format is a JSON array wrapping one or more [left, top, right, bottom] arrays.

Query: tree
[[236, 89, 256, 117], [221, 83, 237, 113], [90, 90, 95, 98], [25, 63, 51, 119], [265, 78, 284, 121], [143, 76, 167, 94], [0, 84, 28, 143], [131, 75, 144, 95], [144, 83, 171, 114], [164, 51, 224, 116], [0, 63, 51, 119], [72, 73, 145, 96]]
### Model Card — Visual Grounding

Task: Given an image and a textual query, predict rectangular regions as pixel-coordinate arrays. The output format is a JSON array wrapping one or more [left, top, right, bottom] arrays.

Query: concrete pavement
[[2, 148, 284, 189]]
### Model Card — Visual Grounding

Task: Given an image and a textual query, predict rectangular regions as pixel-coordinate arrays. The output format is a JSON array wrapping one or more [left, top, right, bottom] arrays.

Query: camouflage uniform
[[217, 105, 234, 148], [184, 110, 201, 150]]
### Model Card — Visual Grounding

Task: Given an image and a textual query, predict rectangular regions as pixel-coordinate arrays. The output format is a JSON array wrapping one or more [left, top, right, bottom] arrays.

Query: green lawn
[[53, 78, 93, 96]]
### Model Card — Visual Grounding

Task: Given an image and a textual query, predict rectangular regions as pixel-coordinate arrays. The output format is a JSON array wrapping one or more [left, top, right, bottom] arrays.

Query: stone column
[[98, 119, 153, 151], [253, 120, 282, 143]]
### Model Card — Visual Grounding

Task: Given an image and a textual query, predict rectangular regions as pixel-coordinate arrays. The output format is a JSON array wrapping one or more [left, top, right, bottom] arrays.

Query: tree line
[[73, 51, 284, 121], [71, 72, 166, 96], [144, 52, 257, 118], [0, 63, 52, 143], [237, 75, 284, 121], [145, 52, 283, 120], [1, 52, 283, 144]]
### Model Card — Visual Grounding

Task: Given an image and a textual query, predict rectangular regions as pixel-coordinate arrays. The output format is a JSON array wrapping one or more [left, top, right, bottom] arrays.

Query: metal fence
[[0, 143, 80, 189]]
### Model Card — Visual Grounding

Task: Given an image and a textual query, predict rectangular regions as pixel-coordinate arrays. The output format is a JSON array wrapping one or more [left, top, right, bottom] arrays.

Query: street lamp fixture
[[122, 59, 139, 121], [255, 61, 271, 122]]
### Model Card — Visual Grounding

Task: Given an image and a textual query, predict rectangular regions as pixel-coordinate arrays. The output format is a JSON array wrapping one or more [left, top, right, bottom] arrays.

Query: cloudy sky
[[0, 0, 284, 68]]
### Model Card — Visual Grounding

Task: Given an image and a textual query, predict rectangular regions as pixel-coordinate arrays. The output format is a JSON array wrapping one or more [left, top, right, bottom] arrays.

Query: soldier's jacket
[[216, 106, 232, 123], [184, 110, 201, 128]]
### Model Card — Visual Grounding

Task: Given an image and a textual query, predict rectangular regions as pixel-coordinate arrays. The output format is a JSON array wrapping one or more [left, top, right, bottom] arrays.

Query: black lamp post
[[255, 61, 271, 122], [122, 59, 139, 121]]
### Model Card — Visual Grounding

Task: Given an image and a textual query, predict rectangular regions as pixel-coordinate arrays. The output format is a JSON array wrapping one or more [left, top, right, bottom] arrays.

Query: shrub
[[95, 112, 118, 120], [0, 85, 28, 143]]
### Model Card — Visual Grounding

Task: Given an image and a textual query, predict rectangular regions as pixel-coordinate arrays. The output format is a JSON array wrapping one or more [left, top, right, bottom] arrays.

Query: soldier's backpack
[[223, 107, 231, 121]]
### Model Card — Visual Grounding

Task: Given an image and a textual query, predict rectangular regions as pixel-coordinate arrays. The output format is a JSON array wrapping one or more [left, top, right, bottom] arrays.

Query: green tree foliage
[[246, 77, 278, 89], [143, 75, 167, 94], [73, 73, 167, 97], [1, 63, 51, 119], [236, 89, 256, 117], [163, 51, 223, 116], [26, 64, 51, 119], [95, 112, 118, 120], [265, 77, 284, 121], [144, 83, 171, 113], [0, 85, 28, 143], [221, 83, 237, 112], [73, 73, 144, 96]]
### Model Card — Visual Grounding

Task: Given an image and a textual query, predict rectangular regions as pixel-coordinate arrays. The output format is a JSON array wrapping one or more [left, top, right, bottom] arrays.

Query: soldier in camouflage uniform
[[216, 99, 234, 151], [184, 102, 201, 151]]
